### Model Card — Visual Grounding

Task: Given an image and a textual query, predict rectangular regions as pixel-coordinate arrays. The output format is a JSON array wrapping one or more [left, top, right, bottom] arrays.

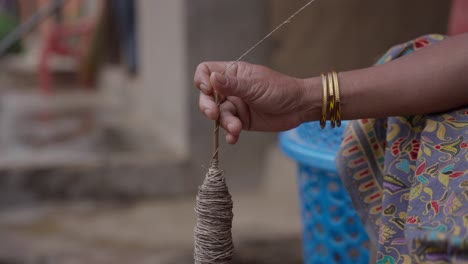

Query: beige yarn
[[194, 160, 234, 264]]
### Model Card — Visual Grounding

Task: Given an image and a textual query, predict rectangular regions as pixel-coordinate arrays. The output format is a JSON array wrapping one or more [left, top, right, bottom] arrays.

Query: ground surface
[[0, 129, 303, 263], [0, 192, 302, 263]]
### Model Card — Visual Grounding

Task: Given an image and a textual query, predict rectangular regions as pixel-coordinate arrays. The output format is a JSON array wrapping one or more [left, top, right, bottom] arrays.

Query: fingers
[[220, 101, 242, 136], [194, 62, 238, 94], [194, 63, 214, 94], [199, 92, 219, 120], [225, 133, 239, 145], [210, 72, 249, 99], [226, 96, 251, 130], [199, 91, 228, 121], [220, 100, 242, 144], [199, 94, 243, 143], [195, 61, 246, 144]]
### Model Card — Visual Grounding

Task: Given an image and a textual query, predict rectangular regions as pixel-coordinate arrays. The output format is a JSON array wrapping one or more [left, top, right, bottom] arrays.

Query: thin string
[[195, 1, 318, 263], [222, 0, 317, 75], [212, 93, 221, 163]]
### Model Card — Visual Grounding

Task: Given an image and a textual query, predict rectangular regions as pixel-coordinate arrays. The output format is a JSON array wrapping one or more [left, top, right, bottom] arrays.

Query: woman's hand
[[194, 61, 321, 144], [195, 34, 468, 144]]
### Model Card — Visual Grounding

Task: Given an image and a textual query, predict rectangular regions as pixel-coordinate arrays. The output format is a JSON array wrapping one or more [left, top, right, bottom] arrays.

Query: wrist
[[297, 77, 323, 123]]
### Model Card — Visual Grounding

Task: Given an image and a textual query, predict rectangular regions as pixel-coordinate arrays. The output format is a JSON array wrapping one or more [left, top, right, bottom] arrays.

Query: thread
[[194, 160, 234, 264], [222, 0, 318, 74]]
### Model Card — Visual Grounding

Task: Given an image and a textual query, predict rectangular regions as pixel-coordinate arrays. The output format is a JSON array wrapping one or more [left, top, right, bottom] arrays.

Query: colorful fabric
[[336, 34, 468, 263]]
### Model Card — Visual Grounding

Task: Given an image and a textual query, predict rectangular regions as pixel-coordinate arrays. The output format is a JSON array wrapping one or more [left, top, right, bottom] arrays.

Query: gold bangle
[[327, 72, 336, 128], [332, 71, 342, 127], [320, 73, 328, 129]]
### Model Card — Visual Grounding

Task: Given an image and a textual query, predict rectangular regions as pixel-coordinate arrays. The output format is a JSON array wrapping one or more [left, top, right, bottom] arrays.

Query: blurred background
[[0, 0, 455, 263]]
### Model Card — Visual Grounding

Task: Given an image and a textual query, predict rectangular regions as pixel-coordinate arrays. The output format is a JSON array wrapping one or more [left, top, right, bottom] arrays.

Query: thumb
[[210, 72, 250, 98]]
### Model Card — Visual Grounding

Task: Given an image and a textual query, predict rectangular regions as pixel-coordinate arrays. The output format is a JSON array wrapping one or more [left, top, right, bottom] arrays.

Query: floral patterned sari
[[336, 34, 468, 263]]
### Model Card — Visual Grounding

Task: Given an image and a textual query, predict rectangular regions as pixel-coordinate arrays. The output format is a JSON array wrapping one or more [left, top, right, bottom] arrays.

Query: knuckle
[[219, 116, 229, 130], [196, 62, 207, 72], [225, 76, 239, 93], [219, 104, 228, 112], [230, 76, 238, 88], [220, 117, 228, 128], [195, 63, 208, 80]]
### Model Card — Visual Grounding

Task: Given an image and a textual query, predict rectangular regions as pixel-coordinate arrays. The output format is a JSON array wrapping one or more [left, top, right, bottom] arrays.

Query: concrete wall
[[137, 0, 189, 160]]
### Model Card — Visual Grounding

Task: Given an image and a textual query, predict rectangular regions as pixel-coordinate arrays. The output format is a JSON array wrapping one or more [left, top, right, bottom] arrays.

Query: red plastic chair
[[38, 19, 95, 93]]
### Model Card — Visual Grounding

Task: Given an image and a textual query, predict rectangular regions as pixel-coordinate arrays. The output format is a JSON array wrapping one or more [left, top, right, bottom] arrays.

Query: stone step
[[0, 88, 190, 203]]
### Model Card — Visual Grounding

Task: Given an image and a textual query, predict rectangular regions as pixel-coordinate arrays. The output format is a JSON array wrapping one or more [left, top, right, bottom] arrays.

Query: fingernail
[[215, 73, 227, 85], [200, 83, 208, 93]]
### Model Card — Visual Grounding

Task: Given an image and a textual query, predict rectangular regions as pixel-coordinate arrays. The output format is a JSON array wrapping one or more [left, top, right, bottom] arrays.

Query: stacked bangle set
[[320, 71, 342, 129]]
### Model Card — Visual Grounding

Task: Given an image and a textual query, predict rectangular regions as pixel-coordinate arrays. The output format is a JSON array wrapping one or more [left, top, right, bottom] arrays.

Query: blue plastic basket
[[279, 121, 369, 264]]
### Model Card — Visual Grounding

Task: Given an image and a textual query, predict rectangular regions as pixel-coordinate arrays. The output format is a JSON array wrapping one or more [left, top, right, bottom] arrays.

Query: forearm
[[303, 33, 468, 121]]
